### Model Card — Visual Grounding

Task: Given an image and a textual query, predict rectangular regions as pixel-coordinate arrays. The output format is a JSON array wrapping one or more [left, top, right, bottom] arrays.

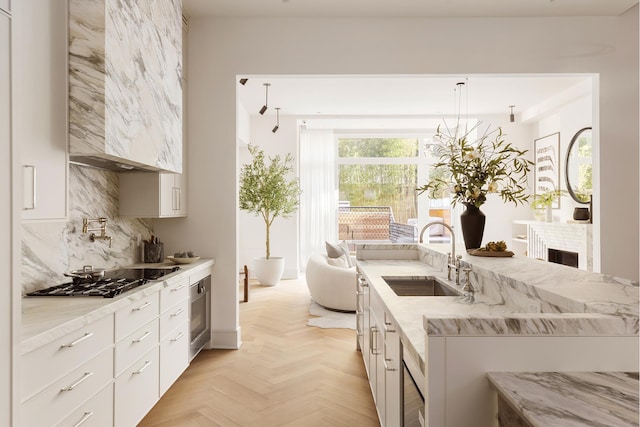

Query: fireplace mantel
[[513, 220, 593, 271]]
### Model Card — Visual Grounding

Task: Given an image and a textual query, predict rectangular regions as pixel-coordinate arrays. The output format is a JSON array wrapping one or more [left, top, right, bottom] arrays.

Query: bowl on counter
[[166, 255, 201, 265]]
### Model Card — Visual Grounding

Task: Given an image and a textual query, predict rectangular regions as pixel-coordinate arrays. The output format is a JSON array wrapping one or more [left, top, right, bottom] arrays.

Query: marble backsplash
[[22, 164, 153, 294]]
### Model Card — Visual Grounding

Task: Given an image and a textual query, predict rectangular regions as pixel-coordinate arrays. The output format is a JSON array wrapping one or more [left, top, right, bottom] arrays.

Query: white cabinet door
[[14, 0, 67, 220], [159, 320, 189, 396], [114, 346, 160, 427], [119, 172, 187, 218], [56, 384, 113, 427]]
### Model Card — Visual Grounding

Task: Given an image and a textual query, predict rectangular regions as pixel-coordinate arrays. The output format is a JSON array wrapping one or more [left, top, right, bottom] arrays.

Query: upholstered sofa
[[305, 253, 357, 312]]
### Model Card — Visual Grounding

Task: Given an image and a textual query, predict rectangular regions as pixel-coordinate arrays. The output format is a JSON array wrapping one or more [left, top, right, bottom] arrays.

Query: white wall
[[238, 114, 300, 279], [155, 9, 639, 348]]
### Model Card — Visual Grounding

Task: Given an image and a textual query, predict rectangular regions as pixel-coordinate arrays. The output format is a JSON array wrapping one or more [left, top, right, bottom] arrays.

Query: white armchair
[[305, 254, 357, 312]]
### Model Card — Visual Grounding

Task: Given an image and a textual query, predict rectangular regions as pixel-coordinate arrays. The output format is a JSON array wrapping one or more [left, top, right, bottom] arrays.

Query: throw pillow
[[339, 241, 354, 267], [325, 241, 344, 259], [327, 254, 349, 268]]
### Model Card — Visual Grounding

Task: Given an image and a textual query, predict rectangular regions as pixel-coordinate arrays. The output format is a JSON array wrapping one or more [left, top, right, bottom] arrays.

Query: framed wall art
[[534, 132, 560, 208]]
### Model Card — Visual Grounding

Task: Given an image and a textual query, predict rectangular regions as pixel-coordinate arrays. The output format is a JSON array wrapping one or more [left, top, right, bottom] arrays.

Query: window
[[336, 134, 450, 244]]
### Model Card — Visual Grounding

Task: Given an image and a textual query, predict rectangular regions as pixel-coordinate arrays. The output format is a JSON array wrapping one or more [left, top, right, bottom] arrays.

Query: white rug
[[307, 301, 356, 330]]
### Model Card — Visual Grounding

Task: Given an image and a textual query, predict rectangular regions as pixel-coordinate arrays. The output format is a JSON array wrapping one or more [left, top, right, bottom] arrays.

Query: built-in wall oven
[[190, 275, 211, 360], [403, 348, 425, 427]]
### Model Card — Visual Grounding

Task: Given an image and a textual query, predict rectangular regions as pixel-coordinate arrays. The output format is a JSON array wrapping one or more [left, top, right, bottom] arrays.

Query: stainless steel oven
[[403, 349, 425, 427], [190, 275, 211, 360]]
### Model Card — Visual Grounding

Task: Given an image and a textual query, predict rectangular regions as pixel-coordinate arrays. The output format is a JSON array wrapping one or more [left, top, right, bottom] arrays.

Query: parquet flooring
[[139, 278, 379, 427]]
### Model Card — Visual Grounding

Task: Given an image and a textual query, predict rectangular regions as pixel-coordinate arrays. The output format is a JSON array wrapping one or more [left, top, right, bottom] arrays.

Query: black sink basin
[[382, 276, 462, 296]]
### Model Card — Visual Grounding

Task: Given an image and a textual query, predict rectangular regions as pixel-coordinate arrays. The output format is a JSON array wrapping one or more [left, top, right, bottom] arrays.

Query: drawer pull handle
[[171, 332, 184, 342], [133, 360, 152, 375], [171, 284, 185, 292], [384, 322, 396, 333], [383, 358, 397, 372], [170, 308, 185, 317], [23, 165, 36, 210], [73, 411, 94, 427], [356, 291, 364, 296], [60, 332, 94, 349], [133, 301, 152, 311], [60, 371, 94, 392], [133, 331, 151, 343]]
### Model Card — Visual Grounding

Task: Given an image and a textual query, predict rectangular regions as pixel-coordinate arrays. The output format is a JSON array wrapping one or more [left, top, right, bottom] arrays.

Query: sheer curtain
[[299, 128, 336, 271]]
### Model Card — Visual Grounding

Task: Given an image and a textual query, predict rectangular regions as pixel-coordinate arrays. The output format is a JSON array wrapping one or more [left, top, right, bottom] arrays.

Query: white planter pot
[[253, 257, 285, 286]]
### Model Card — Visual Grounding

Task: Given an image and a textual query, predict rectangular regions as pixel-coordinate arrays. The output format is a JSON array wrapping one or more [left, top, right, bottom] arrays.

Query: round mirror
[[565, 127, 592, 204]]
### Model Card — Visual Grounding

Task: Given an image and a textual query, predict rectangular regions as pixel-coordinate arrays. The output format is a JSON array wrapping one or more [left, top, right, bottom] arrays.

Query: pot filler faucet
[[418, 221, 461, 285]]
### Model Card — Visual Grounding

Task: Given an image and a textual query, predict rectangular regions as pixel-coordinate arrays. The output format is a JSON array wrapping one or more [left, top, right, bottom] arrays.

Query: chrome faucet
[[418, 221, 461, 285], [459, 267, 476, 304]]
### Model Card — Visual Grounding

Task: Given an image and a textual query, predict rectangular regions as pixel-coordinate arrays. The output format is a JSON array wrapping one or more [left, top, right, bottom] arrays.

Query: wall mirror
[[565, 127, 592, 204]]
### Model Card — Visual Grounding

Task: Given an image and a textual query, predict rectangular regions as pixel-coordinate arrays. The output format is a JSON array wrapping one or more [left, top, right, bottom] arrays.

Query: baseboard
[[209, 327, 242, 349]]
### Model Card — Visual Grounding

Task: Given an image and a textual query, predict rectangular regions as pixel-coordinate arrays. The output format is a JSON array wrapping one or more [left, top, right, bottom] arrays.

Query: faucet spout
[[419, 221, 461, 285], [419, 221, 455, 256]]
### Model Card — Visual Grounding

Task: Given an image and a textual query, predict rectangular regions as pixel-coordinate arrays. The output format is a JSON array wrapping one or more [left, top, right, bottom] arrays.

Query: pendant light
[[509, 105, 516, 123], [272, 108, 280, 133], [259, 83, 270, 115]]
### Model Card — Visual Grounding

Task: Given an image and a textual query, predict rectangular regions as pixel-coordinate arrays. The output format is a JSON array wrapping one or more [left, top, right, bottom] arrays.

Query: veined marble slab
[[357, 259, 638, 376], [21, 259, 214, 355], [487, 371, 639, 427]]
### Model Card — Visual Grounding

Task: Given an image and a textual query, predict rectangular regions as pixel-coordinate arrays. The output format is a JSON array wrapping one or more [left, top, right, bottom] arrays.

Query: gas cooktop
[[27, 267, 181, 298]]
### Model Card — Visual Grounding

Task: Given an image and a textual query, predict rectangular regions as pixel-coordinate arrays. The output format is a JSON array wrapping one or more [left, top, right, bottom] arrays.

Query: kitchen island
[[355, 244, 638, 427]]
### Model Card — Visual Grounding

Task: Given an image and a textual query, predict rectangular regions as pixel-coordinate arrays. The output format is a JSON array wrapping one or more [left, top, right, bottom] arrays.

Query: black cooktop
[[27, 267, 181, 298]]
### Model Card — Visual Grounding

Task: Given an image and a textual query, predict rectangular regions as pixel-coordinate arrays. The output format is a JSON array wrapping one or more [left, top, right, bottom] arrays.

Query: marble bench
[[487, 371, 639, 427]]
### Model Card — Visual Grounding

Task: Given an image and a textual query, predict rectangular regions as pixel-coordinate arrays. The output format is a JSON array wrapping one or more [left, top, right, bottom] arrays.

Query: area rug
[[307, 300, 356, 330]]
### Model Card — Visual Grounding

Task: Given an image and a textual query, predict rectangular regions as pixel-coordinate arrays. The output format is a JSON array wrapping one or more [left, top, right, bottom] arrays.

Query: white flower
[[464, 149, 480, 161], [472, 187, 482, 199], [488, 182, 498, 193], [451, 184, 461, 194]]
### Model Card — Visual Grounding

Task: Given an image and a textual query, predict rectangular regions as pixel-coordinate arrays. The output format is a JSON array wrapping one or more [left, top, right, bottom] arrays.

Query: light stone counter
[[356, 244, 638, 375], [21, 259, 214, 355], [487, 371, 639, 427]]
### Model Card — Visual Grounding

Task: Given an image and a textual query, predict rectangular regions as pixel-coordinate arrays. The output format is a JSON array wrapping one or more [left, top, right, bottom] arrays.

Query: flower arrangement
[[530, 189, 566, 210], [417, 122, 533, 208]]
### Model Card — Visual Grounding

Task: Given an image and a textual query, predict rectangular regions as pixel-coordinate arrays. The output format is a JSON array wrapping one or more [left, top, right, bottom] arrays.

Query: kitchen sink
[[382, 276, 462, 297]]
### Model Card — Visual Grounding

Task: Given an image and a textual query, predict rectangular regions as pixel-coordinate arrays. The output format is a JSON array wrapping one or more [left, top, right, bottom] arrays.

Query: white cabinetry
[[13, 0, 67, 220], [357, 272, 402, 427], [20, 315, 114, 427], [119, 172, 187, 218], [114, 346, 160, 427], [159, 277, 190, 395]]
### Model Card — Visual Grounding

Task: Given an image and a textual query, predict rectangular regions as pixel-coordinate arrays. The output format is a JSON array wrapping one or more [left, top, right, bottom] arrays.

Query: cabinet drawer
[[115, 292, 159, 341], [160, 321, 189, 396], [56, 383, 113, 427], [160, 298, 188, 340], [160, 277, 188, 312], [22, 348, 113, 427], [21, 314, 114, 400], [114, 346, 160, 427], [115, 318, 159, 377]]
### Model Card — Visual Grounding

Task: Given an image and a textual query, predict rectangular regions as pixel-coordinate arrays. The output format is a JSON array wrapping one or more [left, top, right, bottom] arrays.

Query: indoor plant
[[239, 144, 301, 286], [417, 122, 533, 249], [530, 189, 566, 222]]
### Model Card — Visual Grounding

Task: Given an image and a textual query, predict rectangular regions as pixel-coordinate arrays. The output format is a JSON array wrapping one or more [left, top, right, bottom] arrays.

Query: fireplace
[[548, 248, 579, 268]]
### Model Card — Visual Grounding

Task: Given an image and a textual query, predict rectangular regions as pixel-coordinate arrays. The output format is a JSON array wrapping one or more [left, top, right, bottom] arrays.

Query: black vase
[[460, 203, 486, 250]]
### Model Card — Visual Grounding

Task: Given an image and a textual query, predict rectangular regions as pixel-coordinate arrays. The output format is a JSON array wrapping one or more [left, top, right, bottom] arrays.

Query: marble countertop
[[357, 259, 634, 375], [356, 244, 638, 375], [21, 259, 214, 355], [487, 371, 639, 427]]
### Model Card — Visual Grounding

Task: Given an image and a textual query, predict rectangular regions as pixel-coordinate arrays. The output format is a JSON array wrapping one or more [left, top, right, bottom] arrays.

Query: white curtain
[[299, 128, 336, 271]]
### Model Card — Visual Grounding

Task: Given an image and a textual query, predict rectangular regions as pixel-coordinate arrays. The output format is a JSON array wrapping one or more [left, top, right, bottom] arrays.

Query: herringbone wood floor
[[139, 278, 379, 426]]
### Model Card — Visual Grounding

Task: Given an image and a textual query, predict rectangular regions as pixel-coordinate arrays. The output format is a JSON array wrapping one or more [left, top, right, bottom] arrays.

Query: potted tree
[[239, 144, 301, 286]]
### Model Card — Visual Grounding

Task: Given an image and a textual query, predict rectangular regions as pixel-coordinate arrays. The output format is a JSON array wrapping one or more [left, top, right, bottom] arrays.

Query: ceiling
[[183, 0, 638, 18], [237, 75, 590, 118]]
